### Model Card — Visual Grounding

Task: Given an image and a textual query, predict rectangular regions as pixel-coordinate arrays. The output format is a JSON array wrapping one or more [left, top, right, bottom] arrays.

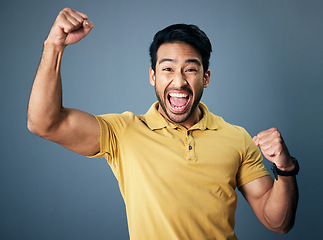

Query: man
[[27, 8, 298, 240]]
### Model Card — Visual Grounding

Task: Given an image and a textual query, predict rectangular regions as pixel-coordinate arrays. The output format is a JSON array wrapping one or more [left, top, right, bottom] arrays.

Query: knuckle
[[59, 10, 67, 18], [274, 130, 281, 138], [269, 127, 278, 132], [269, 127, 280, 136], [59, 8, 73, 18], [64, 25, 73, 33], [60, 9, 67, 15], [273, 138, 281, 144]]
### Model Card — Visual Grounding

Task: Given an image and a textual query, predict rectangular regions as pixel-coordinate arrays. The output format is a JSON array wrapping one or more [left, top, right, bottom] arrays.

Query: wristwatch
[[271, 157, 299, 180]]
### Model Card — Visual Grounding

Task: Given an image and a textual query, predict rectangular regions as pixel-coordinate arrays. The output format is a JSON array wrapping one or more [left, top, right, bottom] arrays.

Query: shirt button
[[189, 145, 193, 150]]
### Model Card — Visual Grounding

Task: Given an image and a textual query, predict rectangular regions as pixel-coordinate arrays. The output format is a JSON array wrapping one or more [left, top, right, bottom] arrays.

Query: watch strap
[[271, 157, 299, 180]]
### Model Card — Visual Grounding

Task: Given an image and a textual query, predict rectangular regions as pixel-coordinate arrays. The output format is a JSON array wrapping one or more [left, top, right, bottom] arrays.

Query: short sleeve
[[87, 115, 119, 164], [236, 129, 270, 188]]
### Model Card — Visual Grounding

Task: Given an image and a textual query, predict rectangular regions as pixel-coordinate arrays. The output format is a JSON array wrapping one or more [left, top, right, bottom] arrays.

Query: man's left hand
[[253, 128, 295, 171]]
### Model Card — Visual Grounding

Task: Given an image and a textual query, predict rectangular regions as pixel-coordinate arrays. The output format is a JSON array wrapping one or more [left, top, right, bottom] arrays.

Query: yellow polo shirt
[[90, 102, 269, 240]]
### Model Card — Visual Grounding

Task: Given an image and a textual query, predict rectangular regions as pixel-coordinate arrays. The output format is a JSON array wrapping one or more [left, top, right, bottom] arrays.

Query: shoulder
[[210, 112, 250, 137], [204, 109, 256, 152], [95, 111, 146, 132], [200, 102, 247, 135], [98, 111, 136, 123]]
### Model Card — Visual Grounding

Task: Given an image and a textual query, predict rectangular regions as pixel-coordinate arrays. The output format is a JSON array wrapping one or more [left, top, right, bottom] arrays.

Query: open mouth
[[167, 92, 190, 113]]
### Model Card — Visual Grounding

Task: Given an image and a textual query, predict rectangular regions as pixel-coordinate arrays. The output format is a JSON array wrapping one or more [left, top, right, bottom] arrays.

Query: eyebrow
[[158, 58, 201, 66], [186, 59, 201, 66], [158, 58, 174, 64]]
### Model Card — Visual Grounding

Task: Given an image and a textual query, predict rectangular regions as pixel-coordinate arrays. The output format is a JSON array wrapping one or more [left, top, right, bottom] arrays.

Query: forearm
[[263, 175, 298, 233], [27, 42, 66, 135]]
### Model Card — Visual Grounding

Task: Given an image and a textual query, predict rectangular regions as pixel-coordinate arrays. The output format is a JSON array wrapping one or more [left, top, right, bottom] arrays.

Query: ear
[[149, 68, 156, 86], [203, 70, 211, 88]]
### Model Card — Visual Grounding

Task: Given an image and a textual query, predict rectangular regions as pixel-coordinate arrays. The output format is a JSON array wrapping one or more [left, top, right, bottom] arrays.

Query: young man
[[27, 8, 299, 240]]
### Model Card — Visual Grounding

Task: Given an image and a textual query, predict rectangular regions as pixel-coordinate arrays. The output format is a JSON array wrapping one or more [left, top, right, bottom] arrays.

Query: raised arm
[[240, 128, 298, 234], [27, 8, 100, 156]]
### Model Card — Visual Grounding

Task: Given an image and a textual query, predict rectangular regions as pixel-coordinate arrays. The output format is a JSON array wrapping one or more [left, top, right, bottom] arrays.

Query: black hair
[[149, 24, 212, 74]]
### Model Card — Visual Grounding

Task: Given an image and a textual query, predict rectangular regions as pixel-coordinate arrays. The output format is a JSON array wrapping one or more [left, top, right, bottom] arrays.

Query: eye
[[162, 68, 172, 72], [186, 68, 197, 72]]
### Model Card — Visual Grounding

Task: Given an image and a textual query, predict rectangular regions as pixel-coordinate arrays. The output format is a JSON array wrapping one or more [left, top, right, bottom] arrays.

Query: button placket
[[186, 131, 196, 162]]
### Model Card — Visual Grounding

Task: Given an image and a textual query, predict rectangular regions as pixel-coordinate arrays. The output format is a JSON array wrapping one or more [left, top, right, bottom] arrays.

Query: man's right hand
[[46, 8, 93, 47]]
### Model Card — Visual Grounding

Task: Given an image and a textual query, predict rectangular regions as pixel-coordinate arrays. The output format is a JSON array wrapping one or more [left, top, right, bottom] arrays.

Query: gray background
[[1, 0, 322, 239]]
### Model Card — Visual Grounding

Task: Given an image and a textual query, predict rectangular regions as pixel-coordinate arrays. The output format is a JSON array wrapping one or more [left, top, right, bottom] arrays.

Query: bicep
[[239, 175, 274, 226], [45, 108, 100, 156]]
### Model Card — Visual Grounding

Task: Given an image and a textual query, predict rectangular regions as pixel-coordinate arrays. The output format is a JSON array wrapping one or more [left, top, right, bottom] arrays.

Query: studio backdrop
[[1, 0, 322, 239]]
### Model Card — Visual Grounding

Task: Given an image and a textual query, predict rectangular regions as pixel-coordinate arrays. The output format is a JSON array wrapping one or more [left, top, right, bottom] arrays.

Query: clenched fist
[[253, 128, 295, 171], [46, 8, 93, 47]]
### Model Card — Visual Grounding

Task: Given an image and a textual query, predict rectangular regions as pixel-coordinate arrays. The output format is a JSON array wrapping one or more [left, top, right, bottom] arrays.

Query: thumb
[[83, 20, 93, 36]]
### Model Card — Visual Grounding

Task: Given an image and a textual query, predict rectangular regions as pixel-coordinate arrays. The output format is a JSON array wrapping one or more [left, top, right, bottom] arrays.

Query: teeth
[[173, 106, 185, 110], [169, 93, 188, 98]]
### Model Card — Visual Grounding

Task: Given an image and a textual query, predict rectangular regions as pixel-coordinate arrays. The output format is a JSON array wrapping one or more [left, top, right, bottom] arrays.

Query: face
[[149, 42, 210, 128]]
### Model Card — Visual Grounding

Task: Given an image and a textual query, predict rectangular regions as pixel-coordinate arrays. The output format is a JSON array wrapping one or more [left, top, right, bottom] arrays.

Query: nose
[[171, 70, 187, 87]]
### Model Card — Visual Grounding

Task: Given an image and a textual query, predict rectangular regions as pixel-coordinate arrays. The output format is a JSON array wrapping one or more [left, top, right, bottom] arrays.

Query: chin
[[165, 106, 193, 124]]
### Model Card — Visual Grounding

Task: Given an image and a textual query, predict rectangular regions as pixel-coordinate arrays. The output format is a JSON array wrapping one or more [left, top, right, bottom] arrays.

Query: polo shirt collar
[[143, 102, 218, 131]]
